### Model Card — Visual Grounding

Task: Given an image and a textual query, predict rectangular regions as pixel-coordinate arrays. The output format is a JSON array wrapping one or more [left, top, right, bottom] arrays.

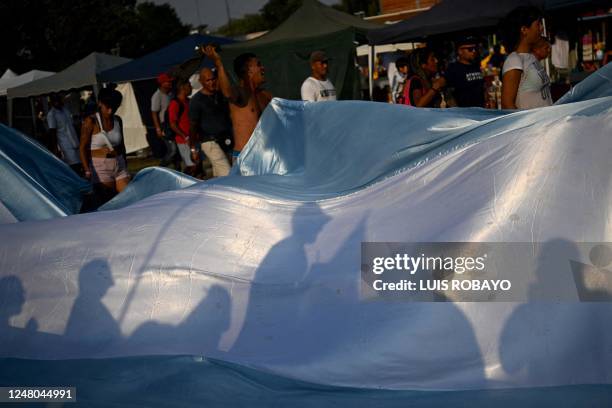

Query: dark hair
[[176, 80, 191, 90], [98, 88, 123, 113], [396, 56, 410, 69], [499, 6, 543, 51], [409, 47, 436, 87], [410, 48, 435, 71], [49, 92, 62, 104], [233, 53, 257, 78]]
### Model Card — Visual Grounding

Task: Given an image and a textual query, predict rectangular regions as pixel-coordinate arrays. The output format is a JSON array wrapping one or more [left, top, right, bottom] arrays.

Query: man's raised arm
[[202, 45, 236, 103]]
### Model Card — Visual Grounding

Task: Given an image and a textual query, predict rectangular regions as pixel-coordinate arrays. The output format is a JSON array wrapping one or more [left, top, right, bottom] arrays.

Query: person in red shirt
[[168, 80, 197, 176]]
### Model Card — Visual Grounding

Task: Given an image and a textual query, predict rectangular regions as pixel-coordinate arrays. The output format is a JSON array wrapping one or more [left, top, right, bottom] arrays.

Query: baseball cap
[[456, 36, 479, 48], [157, 72, 173, 85], [310, 50, 330, 64]]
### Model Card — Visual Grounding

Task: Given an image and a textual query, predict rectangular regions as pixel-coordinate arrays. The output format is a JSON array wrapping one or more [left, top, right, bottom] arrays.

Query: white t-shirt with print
[[301, 77, 337, 102], [390, 70, 407, 104], [502, 52, 552, 109]]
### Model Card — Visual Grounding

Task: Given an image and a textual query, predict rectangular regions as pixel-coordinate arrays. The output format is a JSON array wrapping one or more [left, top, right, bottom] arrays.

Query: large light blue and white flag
[[1, 64, 611, 406]]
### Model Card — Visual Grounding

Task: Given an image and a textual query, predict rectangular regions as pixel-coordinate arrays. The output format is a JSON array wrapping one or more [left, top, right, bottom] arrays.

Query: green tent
[[219, 0, 381, 100]]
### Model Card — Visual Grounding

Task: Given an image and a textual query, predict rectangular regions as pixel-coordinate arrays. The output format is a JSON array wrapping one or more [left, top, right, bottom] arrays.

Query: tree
[[121, 2, 191, 57], [0, 0, 189, 74], [332, 0, 379, 17], [261, 0, 302, 27], [213, 0, 380, 37], [216, 13, 269, 37], [216, 0, 302, 37]]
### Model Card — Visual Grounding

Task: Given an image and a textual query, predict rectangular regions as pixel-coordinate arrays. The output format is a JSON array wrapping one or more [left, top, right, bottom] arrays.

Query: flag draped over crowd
[[0, 64, 611, 405]]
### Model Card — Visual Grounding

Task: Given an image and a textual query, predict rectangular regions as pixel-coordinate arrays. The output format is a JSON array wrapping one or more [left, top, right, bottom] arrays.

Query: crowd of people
[[387, 7, 555, 111], [41, 6, 603, 211], [149, 46, 338, 180], [42, 45, 339, 209]]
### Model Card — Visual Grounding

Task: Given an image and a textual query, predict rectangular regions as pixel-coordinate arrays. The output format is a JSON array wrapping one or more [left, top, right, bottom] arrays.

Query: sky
[[147, 0, 340, 30]]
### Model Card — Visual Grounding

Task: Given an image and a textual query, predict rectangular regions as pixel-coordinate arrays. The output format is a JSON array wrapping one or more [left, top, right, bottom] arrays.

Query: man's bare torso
[[230, 87, 272, 152]]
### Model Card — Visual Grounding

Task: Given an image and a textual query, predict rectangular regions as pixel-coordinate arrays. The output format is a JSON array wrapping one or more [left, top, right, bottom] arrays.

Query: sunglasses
[[460, 46, 478, 52]]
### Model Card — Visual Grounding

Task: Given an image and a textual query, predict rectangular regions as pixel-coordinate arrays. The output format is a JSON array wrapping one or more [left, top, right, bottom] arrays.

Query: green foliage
[[216, 13, 269, 37], [332, 0, 379, 16], [261, 0, 303, 27], [0, 0, 189, 73], [124, 2, 190, 56], [216, 0, 302, 37], [214, 0, 379, 37]]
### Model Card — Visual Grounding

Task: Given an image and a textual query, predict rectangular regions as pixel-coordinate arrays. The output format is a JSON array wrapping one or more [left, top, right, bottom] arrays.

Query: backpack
[[162, 98, 185, 141]]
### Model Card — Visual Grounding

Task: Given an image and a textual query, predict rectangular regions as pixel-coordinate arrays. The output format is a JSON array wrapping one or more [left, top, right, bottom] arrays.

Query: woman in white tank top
[[79, 88, 130, 204]]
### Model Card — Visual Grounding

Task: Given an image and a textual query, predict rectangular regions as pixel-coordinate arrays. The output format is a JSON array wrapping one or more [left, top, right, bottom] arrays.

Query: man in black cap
[[446, 37, 485, 107], [300, 50, 337, 102]]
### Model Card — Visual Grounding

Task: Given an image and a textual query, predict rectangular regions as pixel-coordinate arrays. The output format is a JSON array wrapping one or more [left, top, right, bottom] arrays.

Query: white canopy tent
[[6, 53, 148, 154], [114, 82, 148, 154], [7, 53, 129, 99], [1, 69, 18, 80], [1, 70, 55, 134], [0, 70, 55, 96]]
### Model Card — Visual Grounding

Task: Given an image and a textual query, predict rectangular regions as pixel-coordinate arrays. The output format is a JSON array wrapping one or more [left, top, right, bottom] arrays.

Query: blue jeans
[[161, 138, 178, 167]]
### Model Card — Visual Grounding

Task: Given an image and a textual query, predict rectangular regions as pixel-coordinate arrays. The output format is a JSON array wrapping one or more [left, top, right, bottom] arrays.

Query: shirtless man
[[202, 45, 272, 163]]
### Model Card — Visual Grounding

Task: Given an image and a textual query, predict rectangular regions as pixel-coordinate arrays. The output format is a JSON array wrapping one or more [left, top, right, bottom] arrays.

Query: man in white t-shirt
[[47, 93, 82, 174], [301, 51, 337, 102]]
